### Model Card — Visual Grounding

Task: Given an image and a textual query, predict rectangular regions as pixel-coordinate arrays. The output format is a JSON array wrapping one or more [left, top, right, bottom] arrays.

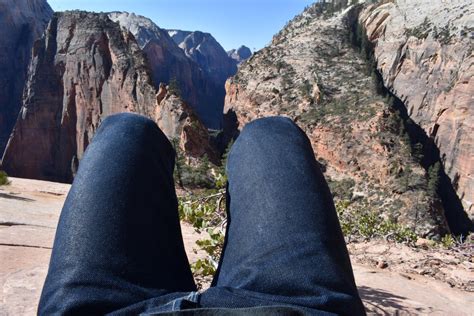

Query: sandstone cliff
[[109, 12, 222, 129], [223, 3, 452, 237], [359, 0, 474, 217], [154, 83, 217, 161], [1, 11, 214, 183], [167, 29, 238, 86], [0, 0, 52, 152]]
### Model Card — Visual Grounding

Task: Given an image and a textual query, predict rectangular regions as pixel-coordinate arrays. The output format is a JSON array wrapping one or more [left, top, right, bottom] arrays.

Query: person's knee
[[99, 112, 165, 139], [101, 112, 156, 131], [241, 116, 304, 141], [228, 116, 309, 167], [96, 112, 172, 151]]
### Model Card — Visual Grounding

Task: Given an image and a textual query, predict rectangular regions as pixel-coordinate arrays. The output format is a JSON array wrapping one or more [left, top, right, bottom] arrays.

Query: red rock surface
[[359, 0, 474, 216], [1, 11, 214, 183], [154, 84, 218, 162], [1, 12, 156, 182]]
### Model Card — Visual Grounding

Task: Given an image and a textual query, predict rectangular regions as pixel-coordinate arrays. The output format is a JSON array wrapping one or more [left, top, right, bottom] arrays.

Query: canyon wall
[[223, 3, 453, 237], [109, 12, 223, 129], [1, 11, 214, 182], [0, 0, 52, 152], [359, 0, 473, 217]]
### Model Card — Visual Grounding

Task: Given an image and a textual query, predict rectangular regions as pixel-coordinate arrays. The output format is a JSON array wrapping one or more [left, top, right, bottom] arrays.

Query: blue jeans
[[38, 113, 365, 315]]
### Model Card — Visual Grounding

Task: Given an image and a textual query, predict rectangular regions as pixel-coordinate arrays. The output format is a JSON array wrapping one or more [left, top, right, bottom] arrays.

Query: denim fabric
[[38, 113, 365, 315], [38, 113, 196, 315], [142, 306, 309, 315]]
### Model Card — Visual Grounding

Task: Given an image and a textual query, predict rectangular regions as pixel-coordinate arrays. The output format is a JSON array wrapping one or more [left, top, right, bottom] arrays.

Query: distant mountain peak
[[108, 12, 223, 128], [166, 29, 237, 86], [108, 11, 171, 49], [227, 45, 252, 64]]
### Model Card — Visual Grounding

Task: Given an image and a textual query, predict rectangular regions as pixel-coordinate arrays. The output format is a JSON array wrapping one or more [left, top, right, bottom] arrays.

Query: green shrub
[[0, 170, 9, 186], [192, 258, 218, 277], [177, 144, 231, 280], [336, 201, 418, 243], [405, 17, 431, 39], [179, 191, 226, 278], [299, 80, 313, 99], [172, 139, 215, 189], [378, 221, 418, 243], [275, 60, 286, 72], [168, 77, 181, 97], [328, 178, 355, 200], [435, 23, 452, 44], [440, 234, 455, 248]]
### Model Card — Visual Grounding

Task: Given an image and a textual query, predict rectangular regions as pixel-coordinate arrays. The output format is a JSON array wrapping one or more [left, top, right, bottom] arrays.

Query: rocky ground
[[1, 178, 473, 315]]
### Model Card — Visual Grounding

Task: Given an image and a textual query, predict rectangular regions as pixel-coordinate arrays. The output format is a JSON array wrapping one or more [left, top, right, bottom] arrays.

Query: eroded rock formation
[[109, 12, 222, 128], [0, 0, 53, 152], [359, 0, 474, 217], [1, 11, 214, 182], [154, 83, 217, 161], [223, 3, 451, 237]]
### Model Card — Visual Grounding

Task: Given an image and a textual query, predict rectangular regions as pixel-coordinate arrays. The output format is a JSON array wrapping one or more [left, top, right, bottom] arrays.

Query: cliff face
[[154, 83, 217, 161], [108, 13, 222, 129], [359, 0, 474, 216], [167, 29, 238, 86], [0, 0, 52, 152], [223, 3, 451, 237], [1, 11, 213, 182]]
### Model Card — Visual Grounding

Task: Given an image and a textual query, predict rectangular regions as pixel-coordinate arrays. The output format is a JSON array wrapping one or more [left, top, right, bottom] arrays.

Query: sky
[[47, 0, 316, 51]]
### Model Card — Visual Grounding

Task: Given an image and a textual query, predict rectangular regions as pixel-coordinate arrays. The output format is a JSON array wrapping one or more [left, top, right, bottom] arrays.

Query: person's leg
[[38, 113, 196, 315], [203, 116, 365, 315]]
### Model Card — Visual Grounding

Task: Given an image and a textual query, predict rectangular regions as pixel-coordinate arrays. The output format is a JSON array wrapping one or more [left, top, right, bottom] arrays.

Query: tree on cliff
[[427, 162, 441, 198], [168, 77, 182, 97]]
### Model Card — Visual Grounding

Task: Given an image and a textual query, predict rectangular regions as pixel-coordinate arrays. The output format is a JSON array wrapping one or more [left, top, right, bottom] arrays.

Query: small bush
[[435, 23, 452, 45], [336, 201, 418, 243], [275, 60, 286, 72], [328, 178, 355, 200], [168, 77, 181, 97], [440, 234, 455, 248], [177, 143, 231, 281], [172, 139, 215, 189], [405, 17, 431, 40], [179, 191, 226, 278], [0, 170, 10, 186], [192, 258, 218, 277], [299, 80, 313, 99]]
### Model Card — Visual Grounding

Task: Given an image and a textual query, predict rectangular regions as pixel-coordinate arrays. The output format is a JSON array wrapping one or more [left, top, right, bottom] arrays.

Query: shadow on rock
[[0, 192, 35, 202], [358, 286, 433, 315]]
